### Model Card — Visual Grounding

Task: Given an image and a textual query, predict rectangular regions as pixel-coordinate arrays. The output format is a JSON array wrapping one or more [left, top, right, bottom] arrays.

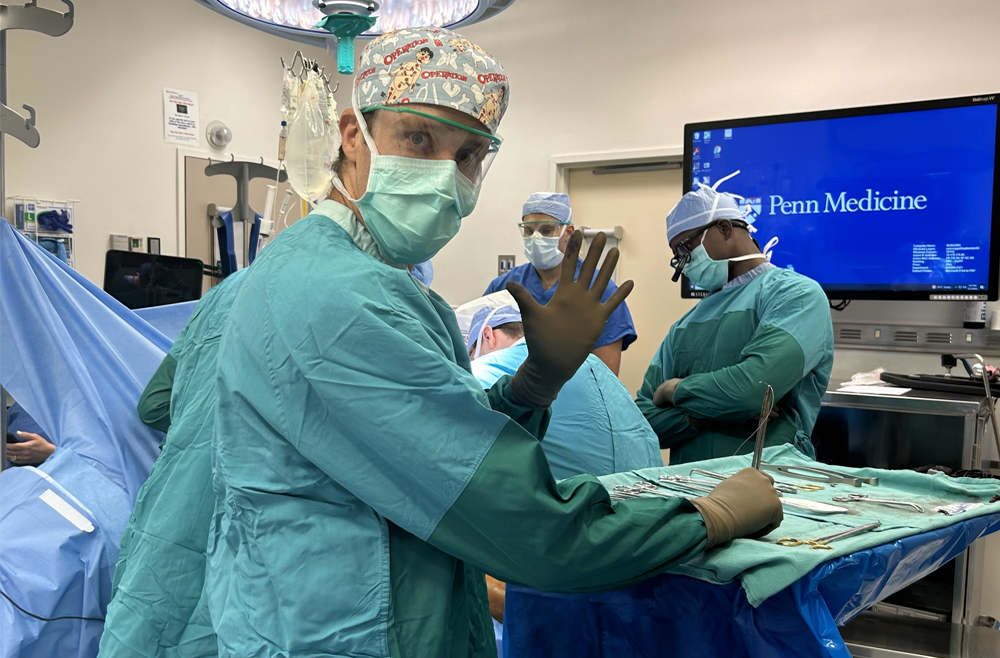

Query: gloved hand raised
[[689, 468, 783, 549], [506, 231, 633, 408]]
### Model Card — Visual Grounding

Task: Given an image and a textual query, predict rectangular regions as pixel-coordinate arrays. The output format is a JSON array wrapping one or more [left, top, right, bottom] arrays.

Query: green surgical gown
[[207, 200, 711, 658], [636, 265, 834, 464], [99, 270, 246, 658]]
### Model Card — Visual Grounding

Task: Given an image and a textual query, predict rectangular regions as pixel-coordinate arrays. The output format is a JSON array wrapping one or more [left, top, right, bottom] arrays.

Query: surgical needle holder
[[751, 383, 774, 470]]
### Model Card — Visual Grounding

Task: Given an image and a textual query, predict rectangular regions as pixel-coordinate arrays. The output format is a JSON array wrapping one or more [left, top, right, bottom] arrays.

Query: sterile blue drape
[[1, 219, 169, 501], [134, 301, 198, 342], [1, 219, 174, 658]]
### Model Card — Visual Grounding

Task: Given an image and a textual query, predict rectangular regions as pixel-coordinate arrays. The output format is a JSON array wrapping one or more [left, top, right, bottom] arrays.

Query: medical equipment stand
[[205, 157, 286, 275], [0, 0, 75, 470]]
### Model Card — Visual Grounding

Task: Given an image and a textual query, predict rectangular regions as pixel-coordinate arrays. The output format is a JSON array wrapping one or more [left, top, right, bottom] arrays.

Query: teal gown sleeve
[[255, 269, 708, 596], [634, 332, 700, 449], [137, 353, 176, 433], [671, 277, 828, 423], [431, 384, 708, 593]]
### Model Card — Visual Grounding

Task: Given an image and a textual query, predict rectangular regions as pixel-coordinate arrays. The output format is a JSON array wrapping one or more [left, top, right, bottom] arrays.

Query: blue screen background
[[690, 105, 998, 290]]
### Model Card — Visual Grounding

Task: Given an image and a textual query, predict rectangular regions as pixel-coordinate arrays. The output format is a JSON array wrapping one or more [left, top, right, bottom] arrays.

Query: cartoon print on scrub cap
[[354, 26, 510, 134]]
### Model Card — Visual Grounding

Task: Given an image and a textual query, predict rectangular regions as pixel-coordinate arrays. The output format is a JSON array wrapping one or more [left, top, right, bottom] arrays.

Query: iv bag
[[285, 72, 335, 203]]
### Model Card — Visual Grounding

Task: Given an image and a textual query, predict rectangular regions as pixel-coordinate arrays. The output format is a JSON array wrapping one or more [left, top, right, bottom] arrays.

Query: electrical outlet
[[498, 255, 515, 276]]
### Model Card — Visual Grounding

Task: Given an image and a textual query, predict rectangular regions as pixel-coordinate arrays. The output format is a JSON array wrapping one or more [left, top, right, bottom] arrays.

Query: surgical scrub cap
[[411, 261, 433, 286], [522, 192, 572, 224], [665, 183, 746, 244], [466, 305, 522, 351], [355, 27, 510, 134]]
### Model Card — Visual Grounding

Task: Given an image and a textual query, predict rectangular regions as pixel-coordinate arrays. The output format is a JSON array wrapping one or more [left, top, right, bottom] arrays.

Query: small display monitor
[[682, 94, 1000, 300], [103, 250, 204, 310]]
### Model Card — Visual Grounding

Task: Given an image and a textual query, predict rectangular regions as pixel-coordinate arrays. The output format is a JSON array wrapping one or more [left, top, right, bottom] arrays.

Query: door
[[568, 167, 695, 397]]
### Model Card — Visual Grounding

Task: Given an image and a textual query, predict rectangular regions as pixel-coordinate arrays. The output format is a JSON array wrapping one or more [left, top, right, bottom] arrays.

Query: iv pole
[[0, 0, 74, 470]]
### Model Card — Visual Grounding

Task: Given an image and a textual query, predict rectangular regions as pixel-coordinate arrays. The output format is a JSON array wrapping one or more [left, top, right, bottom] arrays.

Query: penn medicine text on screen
[[768, 189, 928, 216]]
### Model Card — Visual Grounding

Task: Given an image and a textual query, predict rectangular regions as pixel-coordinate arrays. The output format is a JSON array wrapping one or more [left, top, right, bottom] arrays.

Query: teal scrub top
[[636, 265, 834, 464], [206, 200, 710, 658], [100, 269, 247, 658], [472, 340, 661, 478]]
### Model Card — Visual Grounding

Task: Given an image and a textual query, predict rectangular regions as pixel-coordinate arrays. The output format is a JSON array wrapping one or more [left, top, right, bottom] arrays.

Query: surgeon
[[207, 27, 782, 658], [483, 192, 636, 375], [636, 175, 834, 464], [467, 303, 661, 479], [98, 269, 248, 658]]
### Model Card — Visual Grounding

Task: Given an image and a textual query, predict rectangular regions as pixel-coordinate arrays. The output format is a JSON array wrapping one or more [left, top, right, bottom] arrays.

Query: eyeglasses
[[669, 219, 750, 282], [519, 222, 567, 238], [363, 105, 502, 184]]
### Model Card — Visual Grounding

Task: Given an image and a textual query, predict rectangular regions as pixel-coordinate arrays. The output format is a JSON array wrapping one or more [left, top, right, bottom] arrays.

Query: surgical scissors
[[831, 493, 925, 512], [777, 521, 882, 549]]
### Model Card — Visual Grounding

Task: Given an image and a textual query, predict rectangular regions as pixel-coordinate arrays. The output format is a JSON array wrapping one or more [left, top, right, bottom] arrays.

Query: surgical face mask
[[331, 95, 487, 264], [683, 243, 765, 292], [523, 226, 565, 270]]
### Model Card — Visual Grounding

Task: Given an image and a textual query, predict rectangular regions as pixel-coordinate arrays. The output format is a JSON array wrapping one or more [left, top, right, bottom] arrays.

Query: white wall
[[434, 0, 1000, 357], [5, 0, 330, 283], [10, 0, 1000, 345]]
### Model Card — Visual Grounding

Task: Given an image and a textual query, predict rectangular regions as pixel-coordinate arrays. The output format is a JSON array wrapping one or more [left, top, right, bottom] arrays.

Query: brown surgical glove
[[689, 468, 783, 549], [507, 232, 634, 408]]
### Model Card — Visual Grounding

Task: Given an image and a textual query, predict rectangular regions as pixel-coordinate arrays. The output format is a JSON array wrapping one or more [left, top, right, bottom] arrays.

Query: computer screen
[[682, 94, 1000, 300], [103, 250, 204, 310]]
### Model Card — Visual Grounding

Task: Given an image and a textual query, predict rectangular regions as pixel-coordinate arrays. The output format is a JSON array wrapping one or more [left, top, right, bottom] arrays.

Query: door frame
[[548, 146, 684, 192]]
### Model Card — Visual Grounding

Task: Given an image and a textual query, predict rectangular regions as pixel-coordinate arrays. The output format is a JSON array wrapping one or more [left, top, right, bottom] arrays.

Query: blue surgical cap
[[665, 184, 746, 244], [411, 261, 433, 287], [522, 192, 572, 224], [467, 305, 523, 351]]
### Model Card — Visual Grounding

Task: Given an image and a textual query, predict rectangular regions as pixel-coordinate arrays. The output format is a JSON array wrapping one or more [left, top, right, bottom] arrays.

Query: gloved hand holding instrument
[[506, 231, 633, 407], [689, 468, 784, 548]]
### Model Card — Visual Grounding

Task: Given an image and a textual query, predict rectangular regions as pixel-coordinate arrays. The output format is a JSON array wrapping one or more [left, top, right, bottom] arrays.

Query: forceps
[[610, 483, 685, 501], [691, 468, 823, 494], [831, 493, 925, 512], [777, 521, 882, 549]]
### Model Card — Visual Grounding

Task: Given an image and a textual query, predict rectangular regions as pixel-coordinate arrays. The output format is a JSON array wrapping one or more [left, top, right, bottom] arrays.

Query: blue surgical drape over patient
[[0, 220, 169, 658], [0, 220, 168, 500]]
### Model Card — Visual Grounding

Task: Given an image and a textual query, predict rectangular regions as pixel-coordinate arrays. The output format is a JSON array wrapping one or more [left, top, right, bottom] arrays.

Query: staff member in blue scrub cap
[[483, 192, 636, 375], [466, 303, 661, 479], [636, 173, 834, 464]]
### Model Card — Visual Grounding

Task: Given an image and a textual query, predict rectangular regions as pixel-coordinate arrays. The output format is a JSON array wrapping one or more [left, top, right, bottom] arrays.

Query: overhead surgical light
[[194, 0, 516, 72]]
